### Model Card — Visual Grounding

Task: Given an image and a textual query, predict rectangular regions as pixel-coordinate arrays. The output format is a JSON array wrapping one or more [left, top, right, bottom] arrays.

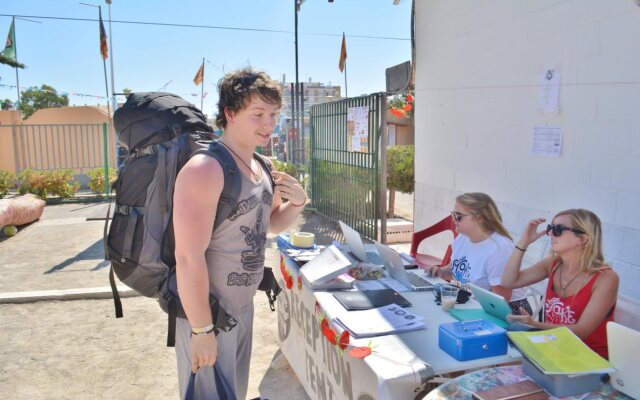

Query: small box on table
[[438, 320, 508, 361]]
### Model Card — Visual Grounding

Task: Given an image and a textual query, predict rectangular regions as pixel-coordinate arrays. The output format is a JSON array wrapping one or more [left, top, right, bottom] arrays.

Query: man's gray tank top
[[205, 166, 273, 316]]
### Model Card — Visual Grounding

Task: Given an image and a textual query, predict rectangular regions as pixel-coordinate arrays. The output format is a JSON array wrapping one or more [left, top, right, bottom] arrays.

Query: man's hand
[[272, 171, 306, 206], [190, 333, 217, 373]]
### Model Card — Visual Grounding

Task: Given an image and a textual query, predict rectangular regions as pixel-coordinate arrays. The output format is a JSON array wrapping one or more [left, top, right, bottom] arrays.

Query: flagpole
[[12, 17, 21, 106], [200, 57, 204, 111], [344, 59, 348, 98], [99, 7, 111, 117]]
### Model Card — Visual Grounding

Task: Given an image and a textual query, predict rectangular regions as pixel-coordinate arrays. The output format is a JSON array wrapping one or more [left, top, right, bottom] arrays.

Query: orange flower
[[348, 346, 372, 358], [403, 104, 413, 111], [338, 330, 350, 350], [285, 275, 293, 289], [406, 95, 414, 103], [323, 327, 338, 345]]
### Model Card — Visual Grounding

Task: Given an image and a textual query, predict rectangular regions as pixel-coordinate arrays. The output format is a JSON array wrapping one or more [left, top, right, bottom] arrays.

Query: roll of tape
[[291, 232, 315, 248]]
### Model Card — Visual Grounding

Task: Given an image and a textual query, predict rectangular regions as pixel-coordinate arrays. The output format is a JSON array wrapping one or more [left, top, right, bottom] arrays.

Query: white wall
[[414, 0, 640, 301]]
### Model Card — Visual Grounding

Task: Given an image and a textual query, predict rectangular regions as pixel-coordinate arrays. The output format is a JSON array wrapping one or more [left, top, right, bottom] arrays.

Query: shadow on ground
[[44, 239, 110, 274]]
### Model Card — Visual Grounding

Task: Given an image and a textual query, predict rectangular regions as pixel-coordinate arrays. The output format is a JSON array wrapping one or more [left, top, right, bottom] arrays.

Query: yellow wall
[[0, 110, 23, 173], [0, 107, 116, 175]]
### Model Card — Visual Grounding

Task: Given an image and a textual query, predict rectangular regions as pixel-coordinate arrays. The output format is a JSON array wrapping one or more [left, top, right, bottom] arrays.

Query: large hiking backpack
[[104, 92, 281, 346]]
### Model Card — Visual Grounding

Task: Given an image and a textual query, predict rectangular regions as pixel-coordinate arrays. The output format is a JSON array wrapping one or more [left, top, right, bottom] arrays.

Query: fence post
[[103, 123, 109, 197]]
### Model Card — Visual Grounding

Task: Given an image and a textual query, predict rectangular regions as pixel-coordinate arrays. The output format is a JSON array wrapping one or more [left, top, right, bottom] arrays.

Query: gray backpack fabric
[[104, 92, 278, 346]]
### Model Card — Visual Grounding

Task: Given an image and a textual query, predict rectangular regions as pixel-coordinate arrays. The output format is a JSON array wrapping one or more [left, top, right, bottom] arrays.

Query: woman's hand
[[506, 307, 535, 326], [420, 264, 441, 277], [519, 218, 547, 248], [272, 171, 306, 207]]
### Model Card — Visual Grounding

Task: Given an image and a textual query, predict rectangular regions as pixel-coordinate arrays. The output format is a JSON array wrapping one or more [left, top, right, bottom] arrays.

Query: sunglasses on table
[[451, 211, 472, 223], [546, 224, 586, 237]]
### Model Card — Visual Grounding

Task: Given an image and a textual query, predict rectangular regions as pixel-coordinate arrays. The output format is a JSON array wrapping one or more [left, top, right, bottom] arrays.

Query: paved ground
[[0, 192, 414, 399]]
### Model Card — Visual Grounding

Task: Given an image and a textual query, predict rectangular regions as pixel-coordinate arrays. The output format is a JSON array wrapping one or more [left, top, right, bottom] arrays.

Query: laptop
[[333, 289, 412, 310], [339, 220, 384, 265], [607, 322, 640, 400], [375, 243, 434, 291]]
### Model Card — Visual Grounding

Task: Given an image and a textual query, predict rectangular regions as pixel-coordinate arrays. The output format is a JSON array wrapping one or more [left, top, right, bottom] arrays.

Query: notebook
[[333, 289, 412, 310], [298, 245, 352, 287], [338, 220, 384, 265], [375, 243, 434, 291], [607, 321, 640, 400]]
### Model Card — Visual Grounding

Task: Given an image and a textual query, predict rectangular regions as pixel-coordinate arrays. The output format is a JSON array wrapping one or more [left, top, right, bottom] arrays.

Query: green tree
[[1, 99, 13, 110], [122, 88, 132, 95], [386, 145, 414, 217], [19, 84, 69, 119]]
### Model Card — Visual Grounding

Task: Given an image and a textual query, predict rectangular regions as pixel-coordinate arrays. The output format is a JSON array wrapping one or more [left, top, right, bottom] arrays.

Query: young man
[[172, 68, 306, 399]]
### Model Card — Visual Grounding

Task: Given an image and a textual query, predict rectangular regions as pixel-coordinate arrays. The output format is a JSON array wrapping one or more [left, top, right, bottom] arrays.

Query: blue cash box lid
[[439, 319, 508, 361]]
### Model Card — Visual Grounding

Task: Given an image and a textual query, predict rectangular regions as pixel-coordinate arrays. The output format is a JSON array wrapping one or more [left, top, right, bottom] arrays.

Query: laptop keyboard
[[366, 251, 384, 265], [407, 271, 432, 288]]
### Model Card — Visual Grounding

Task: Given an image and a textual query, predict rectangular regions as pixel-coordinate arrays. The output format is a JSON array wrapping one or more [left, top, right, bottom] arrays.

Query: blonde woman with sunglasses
[[422, 193, 531, 314], [501, 209, 619, 358]]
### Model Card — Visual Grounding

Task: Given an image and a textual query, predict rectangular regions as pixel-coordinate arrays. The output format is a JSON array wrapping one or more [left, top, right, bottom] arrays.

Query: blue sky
[[0, 0, 411, 117]]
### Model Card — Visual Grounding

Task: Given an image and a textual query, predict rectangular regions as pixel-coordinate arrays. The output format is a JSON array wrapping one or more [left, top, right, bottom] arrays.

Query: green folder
[[507, 327, 614, 374], [449, 308, 510, 329]]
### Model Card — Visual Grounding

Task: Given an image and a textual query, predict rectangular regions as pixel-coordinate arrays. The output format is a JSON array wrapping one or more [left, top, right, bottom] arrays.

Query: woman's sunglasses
[[451, 211, 472, 223], [546, 223, 586, 237]]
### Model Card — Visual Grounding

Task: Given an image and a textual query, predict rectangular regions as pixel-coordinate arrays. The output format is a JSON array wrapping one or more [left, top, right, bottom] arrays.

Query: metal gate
[[309, 93, 388, 241], [7, 123, 115, 173]]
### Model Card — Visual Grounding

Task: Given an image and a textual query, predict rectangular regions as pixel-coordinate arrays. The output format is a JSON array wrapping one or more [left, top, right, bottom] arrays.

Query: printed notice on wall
[[531, 126, 563, 157], [538, 68, 561, 113], [347, 106, 369, 153]]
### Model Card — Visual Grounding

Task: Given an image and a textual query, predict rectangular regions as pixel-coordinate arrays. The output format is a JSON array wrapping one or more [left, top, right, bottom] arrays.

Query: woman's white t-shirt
[[450, 232, 526, 302]]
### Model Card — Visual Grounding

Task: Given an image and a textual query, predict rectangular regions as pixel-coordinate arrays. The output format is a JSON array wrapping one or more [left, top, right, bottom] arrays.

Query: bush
[[387, 145, 414, 193], [17, 168, 79, 200], [0, 170, 14, 199], [271, 160, 308, 197], [86, 168, 117, 196]]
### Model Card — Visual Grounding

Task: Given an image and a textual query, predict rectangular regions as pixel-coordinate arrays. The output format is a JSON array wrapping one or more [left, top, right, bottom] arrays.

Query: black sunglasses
[[546, 223, 586, 237], [451, 211, 472, 223]]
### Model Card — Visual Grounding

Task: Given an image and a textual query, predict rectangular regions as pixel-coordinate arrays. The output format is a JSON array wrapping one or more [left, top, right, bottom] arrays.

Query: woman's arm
[[501, 218, 549, 289]]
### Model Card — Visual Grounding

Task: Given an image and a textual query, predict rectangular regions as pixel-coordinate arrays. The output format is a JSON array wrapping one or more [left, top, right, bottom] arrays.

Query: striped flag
[[193, 62, 204, 85], [338, 33, 347, 72], [99, 8, 108, 59]]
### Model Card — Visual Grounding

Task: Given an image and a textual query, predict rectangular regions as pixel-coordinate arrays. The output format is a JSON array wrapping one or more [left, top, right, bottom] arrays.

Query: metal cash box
[[438, 320, 508, 361]]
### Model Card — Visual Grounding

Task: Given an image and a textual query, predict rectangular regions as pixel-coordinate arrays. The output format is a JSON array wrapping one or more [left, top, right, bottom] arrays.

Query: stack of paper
[[507, 327, 614, 375], [299, 245, 353, 288], [334, 304, 426, 338]]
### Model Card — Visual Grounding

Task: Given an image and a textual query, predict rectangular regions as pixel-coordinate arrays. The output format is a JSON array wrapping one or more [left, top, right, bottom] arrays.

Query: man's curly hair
[[215, 68, 282, 129]]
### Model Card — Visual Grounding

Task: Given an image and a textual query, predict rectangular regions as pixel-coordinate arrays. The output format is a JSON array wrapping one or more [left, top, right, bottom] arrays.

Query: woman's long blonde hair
[[455, 192, 512, 240], [552, 208, 607, 273]]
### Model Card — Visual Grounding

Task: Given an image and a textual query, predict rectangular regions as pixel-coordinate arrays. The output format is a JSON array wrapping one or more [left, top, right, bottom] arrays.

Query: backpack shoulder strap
[[253, 153, 276, 191], [191, 141, 242, 230]]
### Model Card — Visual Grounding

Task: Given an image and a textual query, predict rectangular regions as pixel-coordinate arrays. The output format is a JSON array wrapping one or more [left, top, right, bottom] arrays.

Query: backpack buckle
[[115, 204, 131, 215], [170, 124, 182, 136]]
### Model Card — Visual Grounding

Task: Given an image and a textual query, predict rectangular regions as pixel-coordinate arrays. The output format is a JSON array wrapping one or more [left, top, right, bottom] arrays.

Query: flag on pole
[[193, 62, 204, 85], [99, 9, 109, 59], [338, 33, 347, 72], [1, 19, 16, 61]]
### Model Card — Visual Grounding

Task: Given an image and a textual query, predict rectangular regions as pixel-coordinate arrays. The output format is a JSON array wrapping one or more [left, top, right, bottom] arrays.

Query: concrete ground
[[0, 191, 414, 400]]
